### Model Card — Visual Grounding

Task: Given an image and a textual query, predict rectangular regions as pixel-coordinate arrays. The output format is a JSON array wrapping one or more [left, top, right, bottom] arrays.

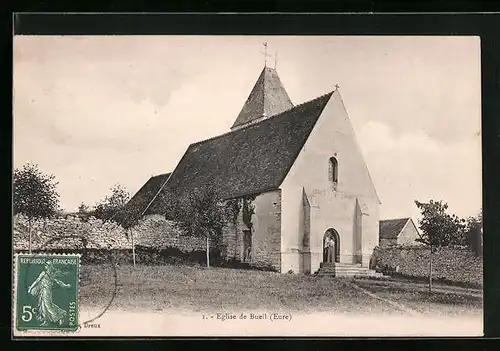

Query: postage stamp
[[14, 253, 81, 332]]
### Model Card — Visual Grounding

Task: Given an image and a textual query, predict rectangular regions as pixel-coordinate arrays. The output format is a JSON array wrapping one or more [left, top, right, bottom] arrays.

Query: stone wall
[[379, 238, 397, 248], [13, 214, 130, 251], [133, 215, 207, 251], [222, 208, 245, 261], [222, 191, 282, 272], [13, 214, 208, 253], [13, 209, 281, 271], [370, 245, 483, 287], [251, 190, 282, 271]]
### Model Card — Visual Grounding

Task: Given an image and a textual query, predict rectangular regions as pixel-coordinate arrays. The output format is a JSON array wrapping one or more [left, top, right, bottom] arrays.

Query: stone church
[[126, 65, 381, 274]]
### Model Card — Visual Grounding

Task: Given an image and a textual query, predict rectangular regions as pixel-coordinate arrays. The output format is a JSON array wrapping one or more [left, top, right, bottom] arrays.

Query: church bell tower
[[231, 65, 294, 131]]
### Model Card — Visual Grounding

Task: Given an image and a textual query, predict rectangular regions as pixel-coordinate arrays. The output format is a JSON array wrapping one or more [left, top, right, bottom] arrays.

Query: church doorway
[[323, 229, 340, 263]]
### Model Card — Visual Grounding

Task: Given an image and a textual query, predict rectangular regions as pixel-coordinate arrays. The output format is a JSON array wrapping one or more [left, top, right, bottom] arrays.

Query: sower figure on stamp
[[27, 261, 71, 326]]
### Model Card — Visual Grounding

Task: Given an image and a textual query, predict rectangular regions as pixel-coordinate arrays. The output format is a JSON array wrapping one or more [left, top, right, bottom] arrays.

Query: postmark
[[14, 253, 80, 331]]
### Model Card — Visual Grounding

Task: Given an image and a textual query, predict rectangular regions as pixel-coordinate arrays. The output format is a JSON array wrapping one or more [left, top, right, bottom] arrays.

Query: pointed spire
[[231, 66, 294, 130]]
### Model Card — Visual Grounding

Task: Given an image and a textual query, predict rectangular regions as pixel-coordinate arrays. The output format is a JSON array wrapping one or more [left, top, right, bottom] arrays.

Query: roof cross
[[335, 84, 340, 90], [261, 42, 272, 67]]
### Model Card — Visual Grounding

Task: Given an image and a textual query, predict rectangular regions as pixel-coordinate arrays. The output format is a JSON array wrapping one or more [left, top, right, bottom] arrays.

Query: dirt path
[[346, 280, 422, 317], [355, 278, 483, 298]]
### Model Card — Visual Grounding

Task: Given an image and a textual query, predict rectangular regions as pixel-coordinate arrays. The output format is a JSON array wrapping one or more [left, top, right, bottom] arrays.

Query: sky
[[13, 35, 482, 221]]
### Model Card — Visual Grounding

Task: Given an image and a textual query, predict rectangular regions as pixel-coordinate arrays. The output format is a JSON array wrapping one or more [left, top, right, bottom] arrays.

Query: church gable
[[281, 89, 379, 202], [231, 67, 294, 130], [279, 88, 380, 271]]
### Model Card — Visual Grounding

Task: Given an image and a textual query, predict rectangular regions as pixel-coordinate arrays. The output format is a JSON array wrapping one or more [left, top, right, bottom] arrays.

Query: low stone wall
[[133, 215, 207, 251], [370, 245, 483, 287], [13, 214, 129, 251], [13, 214, 210, 253], [12, 214, 278, 270]]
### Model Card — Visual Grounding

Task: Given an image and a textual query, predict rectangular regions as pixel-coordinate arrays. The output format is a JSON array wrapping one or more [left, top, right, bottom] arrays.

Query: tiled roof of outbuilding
[[379, 218, 411, 240]]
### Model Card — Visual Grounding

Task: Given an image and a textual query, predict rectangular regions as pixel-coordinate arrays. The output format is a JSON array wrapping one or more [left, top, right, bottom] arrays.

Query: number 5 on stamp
[[14, 254, 80, 331]]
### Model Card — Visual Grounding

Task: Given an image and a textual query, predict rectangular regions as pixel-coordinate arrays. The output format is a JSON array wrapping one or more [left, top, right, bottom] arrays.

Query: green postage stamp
[[14, 253, 80, 332]]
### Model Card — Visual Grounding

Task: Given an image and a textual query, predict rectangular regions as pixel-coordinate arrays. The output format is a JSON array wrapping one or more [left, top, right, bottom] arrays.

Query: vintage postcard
[[12, 35, 482, 337]]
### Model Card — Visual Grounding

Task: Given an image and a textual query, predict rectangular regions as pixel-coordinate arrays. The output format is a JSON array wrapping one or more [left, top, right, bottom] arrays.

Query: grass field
[[79, 263, 483, 317], [353, 279, 482, 316]]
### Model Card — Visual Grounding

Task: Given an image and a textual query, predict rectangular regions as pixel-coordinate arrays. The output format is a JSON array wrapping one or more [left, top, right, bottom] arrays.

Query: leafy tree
[[414, 200, 466, 247], [13, 163, 60, 253], [464, 210, 483, 256], [93, 184, 145, 266], [414, 199, 466, 292], [93, 184, 131, 222], [117, 205, 144, 230], [78, 202, 90, 214], [166, 187, 229, 268]]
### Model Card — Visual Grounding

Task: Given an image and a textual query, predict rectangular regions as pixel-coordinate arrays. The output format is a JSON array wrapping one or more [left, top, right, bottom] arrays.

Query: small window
[[329, 157, 338, 186]]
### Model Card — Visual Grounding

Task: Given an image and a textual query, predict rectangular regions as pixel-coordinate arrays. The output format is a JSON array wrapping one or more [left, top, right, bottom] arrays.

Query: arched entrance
[[323, 229, 340, 263]]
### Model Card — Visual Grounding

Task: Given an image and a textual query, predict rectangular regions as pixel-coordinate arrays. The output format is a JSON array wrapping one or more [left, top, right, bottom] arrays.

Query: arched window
[[329, 157, 338, 186]]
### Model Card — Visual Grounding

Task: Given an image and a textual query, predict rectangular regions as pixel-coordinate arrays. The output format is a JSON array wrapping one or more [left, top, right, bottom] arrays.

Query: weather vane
[[261, 42, 272, 67]]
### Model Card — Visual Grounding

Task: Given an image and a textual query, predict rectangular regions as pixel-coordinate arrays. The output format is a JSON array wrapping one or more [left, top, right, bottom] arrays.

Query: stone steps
[[314, 262, 386, 278]]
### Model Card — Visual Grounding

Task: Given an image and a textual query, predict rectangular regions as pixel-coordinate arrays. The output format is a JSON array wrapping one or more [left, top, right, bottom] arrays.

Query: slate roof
[[145, 91, 334, 215], [125, 172, 171, 215], [379, 218, 410, 240], [231, 67, 294, 129]]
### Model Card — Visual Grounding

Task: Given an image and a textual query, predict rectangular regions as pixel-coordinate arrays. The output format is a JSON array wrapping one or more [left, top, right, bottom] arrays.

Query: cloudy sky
[[13, 36, 482, 221]]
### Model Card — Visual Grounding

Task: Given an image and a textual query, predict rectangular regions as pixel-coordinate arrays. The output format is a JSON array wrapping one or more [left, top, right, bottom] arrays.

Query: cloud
[[358, 121, 482, 220], [13, 36, 481, 214]]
